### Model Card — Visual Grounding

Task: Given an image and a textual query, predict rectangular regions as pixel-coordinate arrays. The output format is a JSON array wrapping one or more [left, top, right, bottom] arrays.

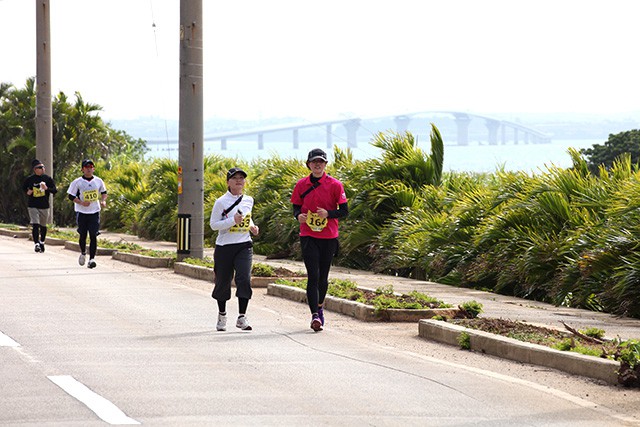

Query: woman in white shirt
[[209, 167, 259, 331]]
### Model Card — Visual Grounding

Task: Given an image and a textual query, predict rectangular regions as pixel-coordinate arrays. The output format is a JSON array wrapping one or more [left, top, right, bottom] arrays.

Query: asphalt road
[[1, 236, 639, 426]]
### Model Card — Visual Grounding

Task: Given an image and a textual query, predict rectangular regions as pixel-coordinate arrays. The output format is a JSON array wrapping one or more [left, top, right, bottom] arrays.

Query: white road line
[[0, 330, 19, 347], [47, 375, 139, 425]]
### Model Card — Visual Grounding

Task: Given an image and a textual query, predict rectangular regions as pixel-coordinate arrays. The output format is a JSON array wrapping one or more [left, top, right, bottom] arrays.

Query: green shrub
[[409, 290, 452, 308], [581, 327, 605, 339], [460, 300, 483, 318], [618, 340, 640, 370], [182, 257, 215, 267], [275, 278, 306, 289], [372, 295, 403, 311], [458, 332, 471, 350], [328, 279, 365, 301], [374, 285, 395, 296], [554, 338, 575, 351], [252, 263, 275, 277]]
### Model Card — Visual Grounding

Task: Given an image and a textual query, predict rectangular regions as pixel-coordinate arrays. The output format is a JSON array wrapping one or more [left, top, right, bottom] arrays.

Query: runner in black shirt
[[22, 159, 57, 253]]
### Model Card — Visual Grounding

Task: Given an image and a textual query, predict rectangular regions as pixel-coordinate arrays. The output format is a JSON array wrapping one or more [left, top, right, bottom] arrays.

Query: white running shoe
[[78, 253, 86, 266], [236, 315, 252, 331], [216, 313, 227, 331], [87, 259, 97, 269]]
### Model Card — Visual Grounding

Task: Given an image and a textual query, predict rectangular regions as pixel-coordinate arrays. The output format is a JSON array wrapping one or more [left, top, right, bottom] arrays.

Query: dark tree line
[[581, 129, 640, 174], [0, 78, 146, 226]]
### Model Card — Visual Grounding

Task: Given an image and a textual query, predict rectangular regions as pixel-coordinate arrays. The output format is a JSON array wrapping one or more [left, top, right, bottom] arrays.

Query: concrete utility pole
[[36, 0, 53, 222], [177, 0, 204, 260]]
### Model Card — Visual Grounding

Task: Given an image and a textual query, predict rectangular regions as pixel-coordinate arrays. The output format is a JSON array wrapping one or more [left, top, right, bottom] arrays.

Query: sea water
[[146, 138, 602, 174]]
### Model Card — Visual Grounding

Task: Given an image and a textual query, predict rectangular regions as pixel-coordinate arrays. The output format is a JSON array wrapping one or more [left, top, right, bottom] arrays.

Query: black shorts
[[76, 212, 100, 235]]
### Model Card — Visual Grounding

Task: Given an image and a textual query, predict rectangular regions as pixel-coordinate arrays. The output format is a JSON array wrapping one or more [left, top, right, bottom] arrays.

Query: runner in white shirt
[[66, 159, 107, 269], [209, 167, 259, 331]]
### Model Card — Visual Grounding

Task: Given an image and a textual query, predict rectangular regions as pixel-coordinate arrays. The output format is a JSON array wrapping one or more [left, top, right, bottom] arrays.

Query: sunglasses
[[35, 165, 44, 169]]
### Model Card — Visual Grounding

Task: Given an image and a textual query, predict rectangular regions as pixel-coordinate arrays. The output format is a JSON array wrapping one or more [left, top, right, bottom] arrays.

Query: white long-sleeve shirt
[[209, 191, 255, 246]]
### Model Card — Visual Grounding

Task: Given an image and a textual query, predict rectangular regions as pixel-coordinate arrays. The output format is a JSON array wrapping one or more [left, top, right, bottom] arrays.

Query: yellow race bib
[[306, 211, 327, 232], [229, 213, 251, 233], [33, 187, 46, 198], [83, 189, 99, 202]]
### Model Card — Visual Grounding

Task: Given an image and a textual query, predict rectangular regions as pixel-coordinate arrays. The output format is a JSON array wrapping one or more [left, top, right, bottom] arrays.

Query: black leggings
[[300, 236, 338, 314], [32, 224, 47, 244], [76, 212, 100, 258]]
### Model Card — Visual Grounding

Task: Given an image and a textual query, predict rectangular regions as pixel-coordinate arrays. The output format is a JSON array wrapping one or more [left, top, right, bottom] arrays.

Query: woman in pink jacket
[[291, 149, 348, 332]]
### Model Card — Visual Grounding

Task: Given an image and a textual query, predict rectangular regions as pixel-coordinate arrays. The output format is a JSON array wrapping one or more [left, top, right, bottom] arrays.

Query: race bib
[[33, 187, 45, 198], [83, 189, 99, 202], [306, 211, 327, 232], [229, 213, 251, 233]]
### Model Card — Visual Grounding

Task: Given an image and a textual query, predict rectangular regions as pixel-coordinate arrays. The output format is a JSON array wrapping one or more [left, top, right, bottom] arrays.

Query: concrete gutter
[[418, 319, 620, 385]]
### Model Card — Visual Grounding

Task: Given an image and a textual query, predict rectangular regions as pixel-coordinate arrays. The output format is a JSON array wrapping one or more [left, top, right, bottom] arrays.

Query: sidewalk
[[98, 230, 640, 341]]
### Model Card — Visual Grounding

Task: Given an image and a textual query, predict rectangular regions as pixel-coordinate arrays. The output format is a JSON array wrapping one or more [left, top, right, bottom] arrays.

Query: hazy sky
[[1, 0, 639, 122]]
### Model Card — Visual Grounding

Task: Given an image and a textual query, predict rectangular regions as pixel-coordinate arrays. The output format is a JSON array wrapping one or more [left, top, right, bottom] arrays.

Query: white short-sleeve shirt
[[67, 175, 107, 214]]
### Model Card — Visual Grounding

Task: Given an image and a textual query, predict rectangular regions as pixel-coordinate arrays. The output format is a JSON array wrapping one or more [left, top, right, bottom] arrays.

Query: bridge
[[146, 111, 551, 152]]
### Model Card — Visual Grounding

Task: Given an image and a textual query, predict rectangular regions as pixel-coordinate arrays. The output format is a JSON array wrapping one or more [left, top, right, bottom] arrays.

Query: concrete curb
[[44, 237, 66, 246], [0, 229, 65, 246], [112, 251, 174, 268], [418, 319, 620, 385], [0, 228, 30, 238], [267, 283, 460, 322], [174, 262, 213, 281], [63, 241, 116, 256], [173, 262, 299, 288]]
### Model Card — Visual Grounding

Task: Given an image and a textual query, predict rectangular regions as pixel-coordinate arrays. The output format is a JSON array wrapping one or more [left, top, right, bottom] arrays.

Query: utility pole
[[36, 0, 53, 222], [177, 0, 204, 260]]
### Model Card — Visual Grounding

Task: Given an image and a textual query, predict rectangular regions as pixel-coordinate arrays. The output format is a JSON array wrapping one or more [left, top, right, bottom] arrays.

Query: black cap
[[307, 148, 327, 163], [226, 167, 247, 180], [81, 159, 94, 168], [31, 159, 44, 168]]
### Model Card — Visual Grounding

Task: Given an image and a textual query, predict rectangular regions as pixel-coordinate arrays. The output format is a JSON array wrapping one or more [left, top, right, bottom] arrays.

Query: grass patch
[[451, 317, 640, 384], [274, 278, 456, 312], [115, 246, 176, 258], [0, 223, 25, 230], [181, 259, 301, 278], [183, 256, 214, 267], [47, 228, 174, 257]]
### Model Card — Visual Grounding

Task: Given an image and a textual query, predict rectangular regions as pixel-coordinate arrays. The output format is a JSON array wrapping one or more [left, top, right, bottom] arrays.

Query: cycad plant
[[340, 124, 444, 270], [249, 155, 309, 257], [98, 160, 149, 233]]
